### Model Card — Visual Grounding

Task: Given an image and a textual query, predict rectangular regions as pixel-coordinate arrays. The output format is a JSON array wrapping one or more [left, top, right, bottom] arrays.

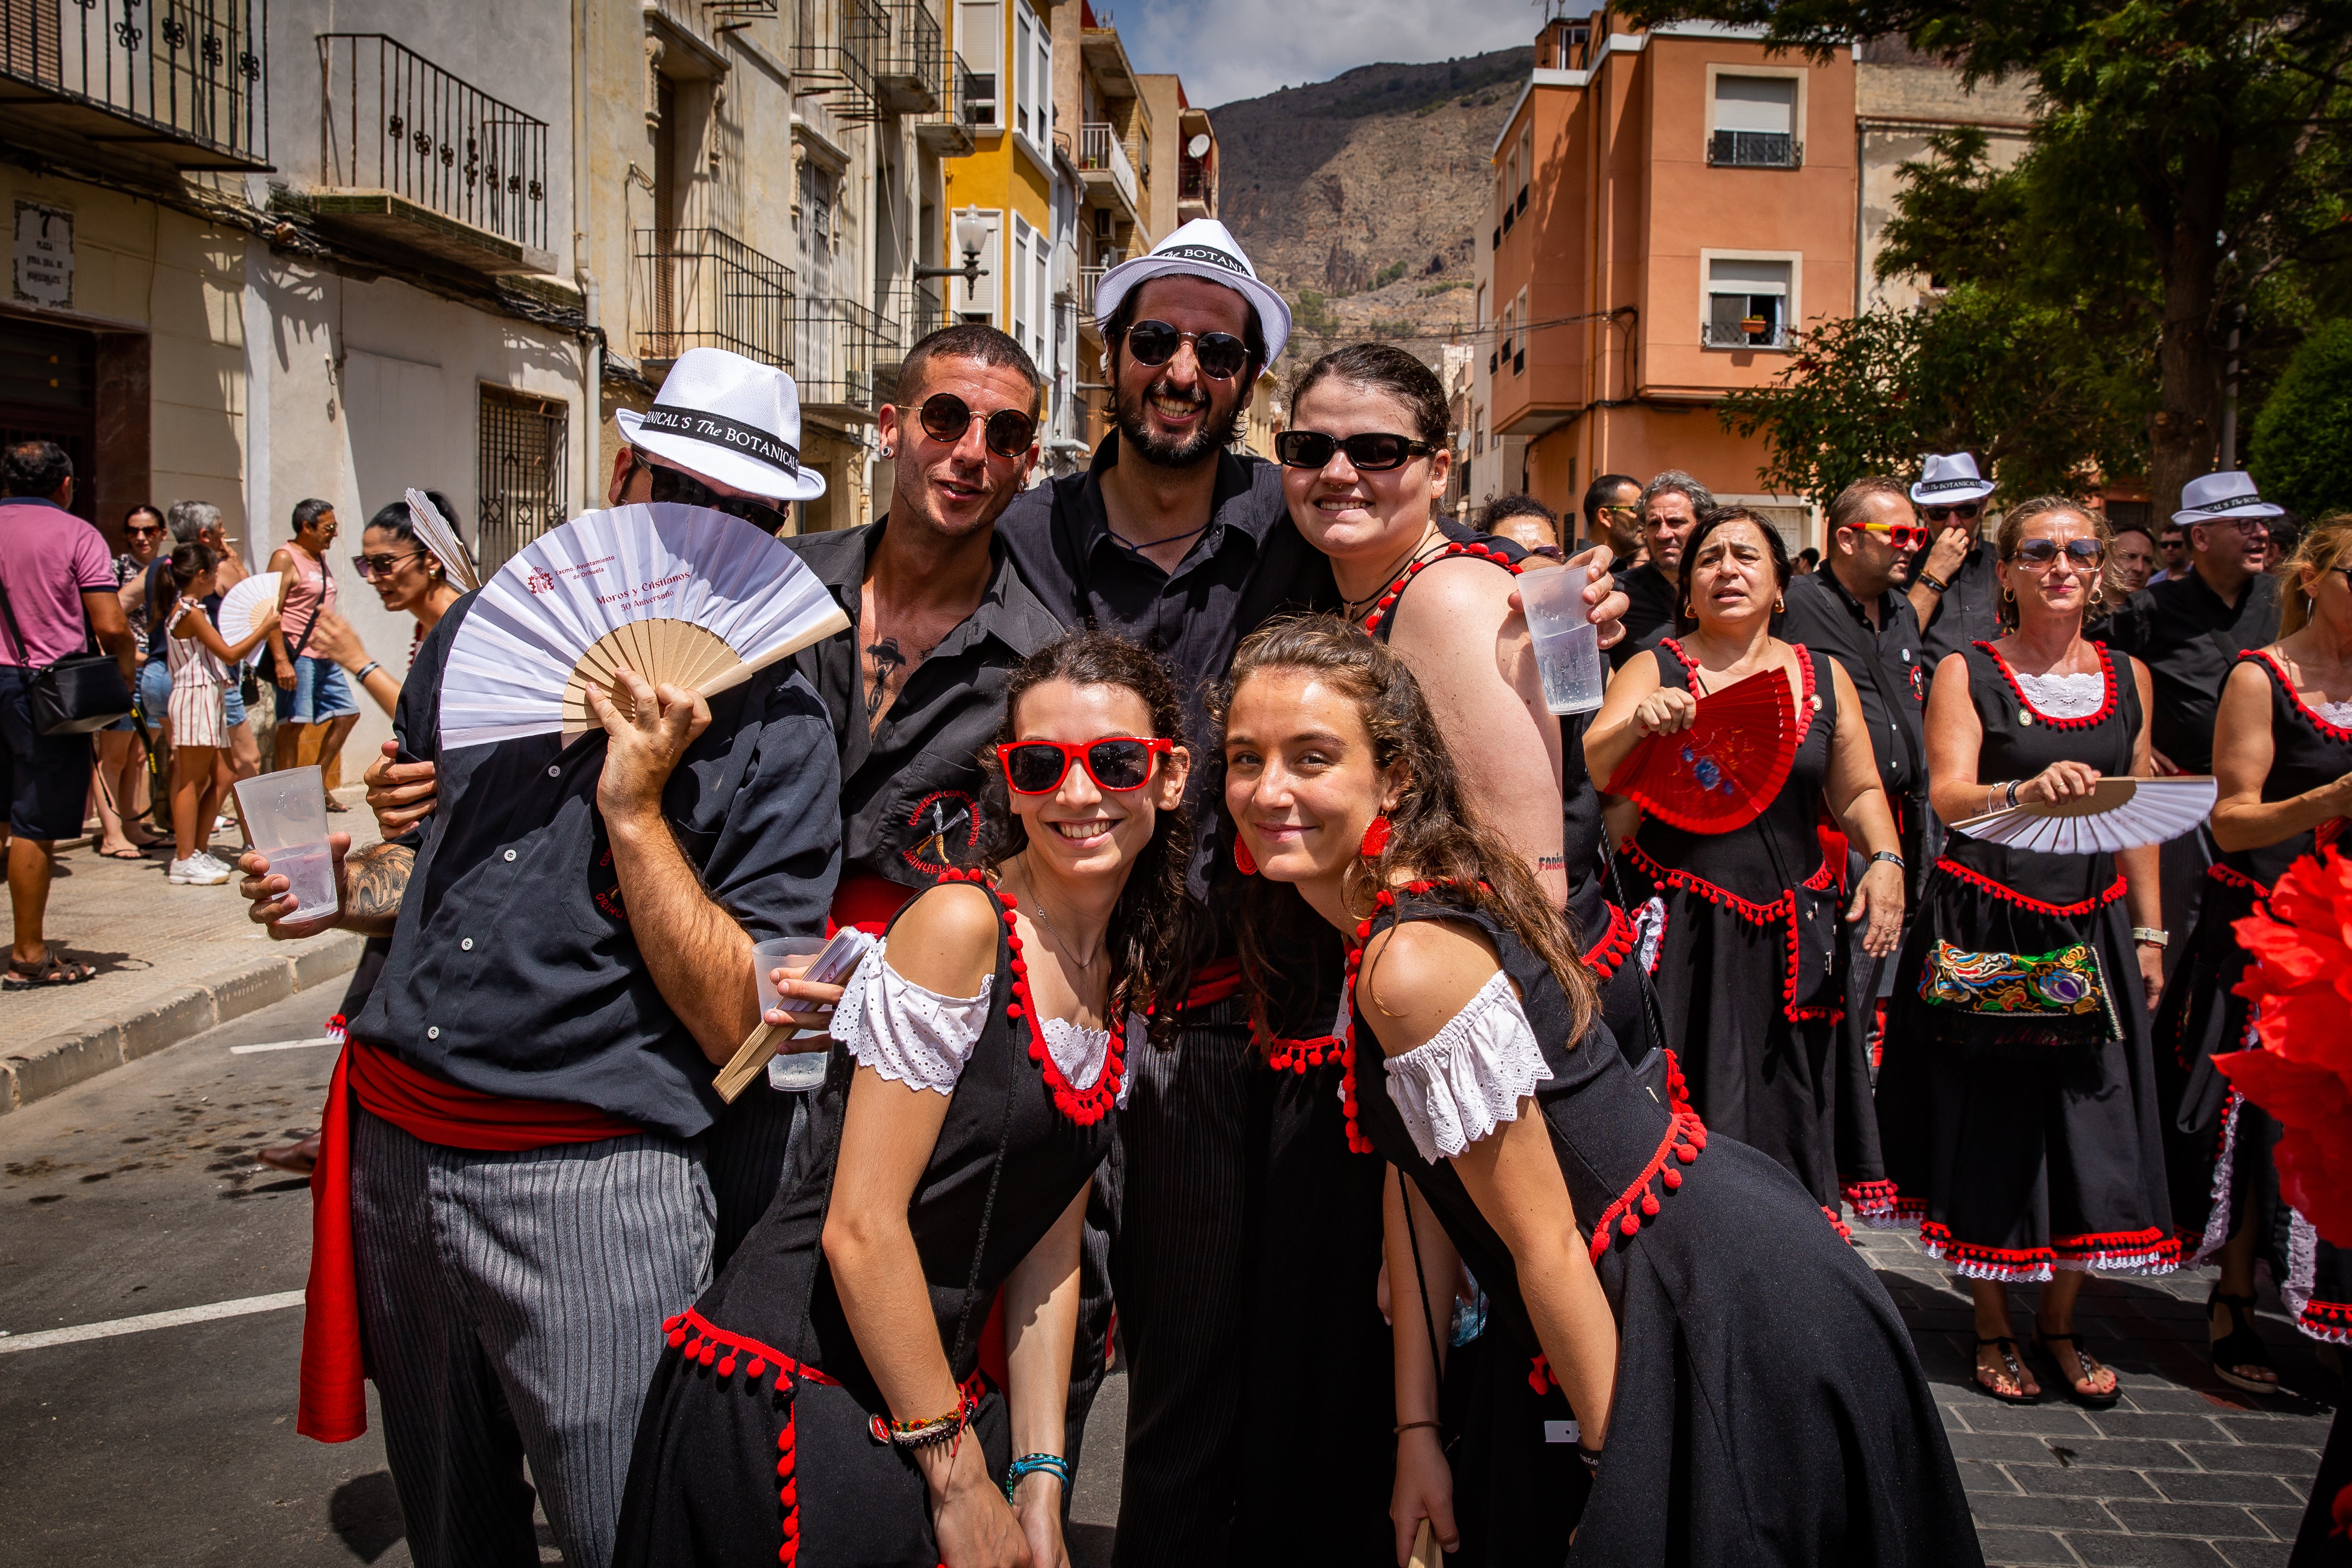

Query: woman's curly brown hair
[[974, 630, 1196, 1047], [1210, 615, 1597, 1049]]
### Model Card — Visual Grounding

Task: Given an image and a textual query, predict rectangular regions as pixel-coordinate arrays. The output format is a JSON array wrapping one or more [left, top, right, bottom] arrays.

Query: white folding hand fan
[[437, 502, 848, 751], [216, 571, 282, 668], [1952, 775, 2218, 855], [405, 488, 479, 592]]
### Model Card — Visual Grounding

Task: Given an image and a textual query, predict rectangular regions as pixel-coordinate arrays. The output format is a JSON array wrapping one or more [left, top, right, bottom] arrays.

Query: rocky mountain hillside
[[1209, 47, 1532, 366]]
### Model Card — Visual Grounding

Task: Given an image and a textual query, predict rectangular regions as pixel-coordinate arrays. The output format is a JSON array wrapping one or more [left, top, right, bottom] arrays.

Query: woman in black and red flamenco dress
[[1219, 616, 1981, 1568], [1279, 344, 1642, 1564], [1876, 496, 2177, 1410], [614, 634, 1193, 1568], [2156, 514, 2352, 1390], [1584, 506, 1909, 1214]]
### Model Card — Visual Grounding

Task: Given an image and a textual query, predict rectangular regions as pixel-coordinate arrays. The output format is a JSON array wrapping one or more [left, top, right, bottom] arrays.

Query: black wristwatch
[[1870, 850, 1905, 869]]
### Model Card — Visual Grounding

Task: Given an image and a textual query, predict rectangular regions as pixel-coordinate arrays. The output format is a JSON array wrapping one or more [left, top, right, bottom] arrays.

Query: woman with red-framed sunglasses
[[618, 632, 1195, 1568]]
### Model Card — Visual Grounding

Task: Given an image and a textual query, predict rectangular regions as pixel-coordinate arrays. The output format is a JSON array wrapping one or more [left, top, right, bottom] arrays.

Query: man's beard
[[1115, 376, 1243, 470]]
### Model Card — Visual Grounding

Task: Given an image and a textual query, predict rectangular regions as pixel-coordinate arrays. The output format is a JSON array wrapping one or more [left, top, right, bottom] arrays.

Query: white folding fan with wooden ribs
[[1952, 775, 2219, 856], [216, 571, 282, 668], [437, 502, 848, 751], [405, 488, 480, 592]]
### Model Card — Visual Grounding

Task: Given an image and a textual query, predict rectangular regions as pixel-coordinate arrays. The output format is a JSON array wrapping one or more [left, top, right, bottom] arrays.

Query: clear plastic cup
[[754, 937, 831, 1090], [1519, 564, 1607, 716], [233, 766, 339, 921]]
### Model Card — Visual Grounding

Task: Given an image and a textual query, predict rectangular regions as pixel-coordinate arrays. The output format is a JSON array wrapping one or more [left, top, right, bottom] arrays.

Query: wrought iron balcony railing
[[796, 294, 890, 414], [1078, 122, 1137, 217], [633, 228, 796, 367], [872, 0, 939, 114], [1707, 130, 1800, 169], [0, 0, 268, 169], [796, 0, 885, 124], [912, 50, 976, 152], [883, 275, 942, 350], [318, 35, 548, 254]]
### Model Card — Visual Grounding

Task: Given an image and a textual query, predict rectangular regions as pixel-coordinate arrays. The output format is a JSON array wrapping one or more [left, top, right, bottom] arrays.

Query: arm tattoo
[[345, 842, 416, 923], [1537, 854, 1567, 872]]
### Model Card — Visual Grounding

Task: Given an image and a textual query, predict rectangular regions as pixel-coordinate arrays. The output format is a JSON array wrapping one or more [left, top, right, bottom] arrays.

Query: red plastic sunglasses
[[998, 737, 1173, 795]]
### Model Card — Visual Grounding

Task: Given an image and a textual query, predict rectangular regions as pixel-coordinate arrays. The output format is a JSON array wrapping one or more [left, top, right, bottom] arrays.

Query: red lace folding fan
[[1613, 667, 1796, 833]]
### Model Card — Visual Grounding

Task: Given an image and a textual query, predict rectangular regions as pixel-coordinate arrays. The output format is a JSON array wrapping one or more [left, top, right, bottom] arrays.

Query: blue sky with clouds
[[1112, 0, 1548, 108]]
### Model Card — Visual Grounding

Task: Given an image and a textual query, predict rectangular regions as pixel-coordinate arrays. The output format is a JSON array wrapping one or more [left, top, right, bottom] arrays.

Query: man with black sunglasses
[[1906, 451, 2004, 664]]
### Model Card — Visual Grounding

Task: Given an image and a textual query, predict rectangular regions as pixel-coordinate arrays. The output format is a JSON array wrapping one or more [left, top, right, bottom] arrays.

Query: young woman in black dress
[[1219, 616, 1980, 1568], [2158, 512, 2352, 1386], [1583, 508, 1906, 1212], [615, 633, 1192, 1568], [1876, 496, 2176, 1408]]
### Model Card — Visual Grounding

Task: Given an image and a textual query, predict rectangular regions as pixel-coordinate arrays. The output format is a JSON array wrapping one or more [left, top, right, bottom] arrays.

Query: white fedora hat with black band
[[1093, 219, 1292, 368], [1909, 452, 1996, 505], [615, 347, 827, 503], [2172, 471, 2282, 529]]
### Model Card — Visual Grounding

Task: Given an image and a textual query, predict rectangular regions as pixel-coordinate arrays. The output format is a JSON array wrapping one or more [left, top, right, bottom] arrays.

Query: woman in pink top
[[266, 498, 360, 801]]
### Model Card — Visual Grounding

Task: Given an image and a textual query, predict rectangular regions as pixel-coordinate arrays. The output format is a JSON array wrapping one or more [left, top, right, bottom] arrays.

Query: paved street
[[0, 989, 2332, 1566]]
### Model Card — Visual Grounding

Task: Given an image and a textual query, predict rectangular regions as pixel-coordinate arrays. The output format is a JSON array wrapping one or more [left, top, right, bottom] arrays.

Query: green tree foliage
[[1619, 0, 2352, 516], [2250, 320, 2352, 520]]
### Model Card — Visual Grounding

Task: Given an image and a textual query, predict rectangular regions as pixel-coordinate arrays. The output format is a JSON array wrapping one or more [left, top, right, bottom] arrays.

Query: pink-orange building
[[1473, 12, 1860, 548]]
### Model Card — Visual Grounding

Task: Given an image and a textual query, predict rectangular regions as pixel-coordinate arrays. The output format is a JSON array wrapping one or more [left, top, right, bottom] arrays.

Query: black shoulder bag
[[0, 565, 133, 734]]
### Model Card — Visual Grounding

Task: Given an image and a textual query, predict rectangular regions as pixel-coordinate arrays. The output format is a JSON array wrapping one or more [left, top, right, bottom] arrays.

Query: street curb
[[0, 931, 365, 1115]]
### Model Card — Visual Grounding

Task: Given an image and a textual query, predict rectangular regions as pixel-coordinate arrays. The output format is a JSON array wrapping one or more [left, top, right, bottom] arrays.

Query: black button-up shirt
[[784, 518, 1066, 890], [1609, 562, 1680, 669], [998, 432, 1336, 819], [2105, 568, 2281, 774], [350, 595, 842, 1138], [1917, 538, 2003, 667], [1777, 565, 1928, 825]]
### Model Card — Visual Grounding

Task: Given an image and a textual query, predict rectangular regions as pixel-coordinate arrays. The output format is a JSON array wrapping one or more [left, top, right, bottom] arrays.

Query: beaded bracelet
[[869, 1401, 970, 1450], [1002, 1452, 1070, 1498]]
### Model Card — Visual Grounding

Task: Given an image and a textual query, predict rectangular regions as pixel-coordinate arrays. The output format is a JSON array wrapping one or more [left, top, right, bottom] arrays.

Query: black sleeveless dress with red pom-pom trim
[[1356, 890, 1981, 1568], [1360, 527, 1653, 1063], [1615, 639, 1884, 1209], [1874, 641, 2177, 1281], [2155, 649, 2352, 1343], [614, 877, 1117, 1568]]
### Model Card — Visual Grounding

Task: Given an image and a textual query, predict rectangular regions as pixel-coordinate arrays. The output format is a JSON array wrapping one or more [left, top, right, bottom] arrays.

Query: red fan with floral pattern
[[1612, 666, 1796, 833], [2216, 845, 2352, 1249]]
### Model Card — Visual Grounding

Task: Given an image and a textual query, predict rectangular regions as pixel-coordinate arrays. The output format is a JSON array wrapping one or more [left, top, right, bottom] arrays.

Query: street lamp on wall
[[916, 209, 993, 299]]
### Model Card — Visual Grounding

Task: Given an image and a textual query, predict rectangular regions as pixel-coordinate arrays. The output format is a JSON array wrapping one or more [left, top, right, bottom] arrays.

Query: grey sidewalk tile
[[1974, 1493, 2107, 1530], [2062, 1534, 2229, 1567], [2243, 1504, 2306, 1540], [2171, 1442, 2322, 1474], [2009, 1466, 2164, 1501], [1964, 1404, 2109, 1437], [2089, 1412, 2231, 1442], [1959, 1459, 2027, 1495], [2121, 1388, 2238, 1415], [2215, 1414, 2334, 1446], [2214, 1542, 2291, 1568], [1951, 1432, 2095, 1464], [2037, 1438, 2201, 1470], [1977, 1526, 2083, 1566], [2152, 1471, 2316, 1507], [2100, 1500, 2272, 1538]]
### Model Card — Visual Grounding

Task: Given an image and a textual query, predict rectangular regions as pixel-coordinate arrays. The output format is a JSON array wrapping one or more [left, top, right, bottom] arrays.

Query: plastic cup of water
[[1519, 564, 1608, 716], [232, 766, 339, 921], [755, 937, 831, 1090]]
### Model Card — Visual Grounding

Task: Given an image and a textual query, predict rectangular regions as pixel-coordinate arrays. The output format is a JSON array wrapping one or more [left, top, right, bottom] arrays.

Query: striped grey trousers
[[350, 1108, 714, 1568]]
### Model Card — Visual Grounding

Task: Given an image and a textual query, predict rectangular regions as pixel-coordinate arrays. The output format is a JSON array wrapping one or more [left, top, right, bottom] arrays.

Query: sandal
[[1974, 1336, 2038, 1404], [2208, 1287, 2280, 1394], [96, 844, 147, 860], [2032, 1329, 2122, 1409], [3, 953, 98, 989]]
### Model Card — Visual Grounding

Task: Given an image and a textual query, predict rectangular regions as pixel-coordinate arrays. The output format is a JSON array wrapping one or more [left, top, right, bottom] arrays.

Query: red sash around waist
[[297, 1041, 644, 1444]]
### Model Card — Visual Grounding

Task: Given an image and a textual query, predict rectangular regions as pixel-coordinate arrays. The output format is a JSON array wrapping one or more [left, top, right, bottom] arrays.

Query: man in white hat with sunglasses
[[2107, 469, 2283, 979], [236, 347, 842, 1568], [1906, 451, 2003, 665]]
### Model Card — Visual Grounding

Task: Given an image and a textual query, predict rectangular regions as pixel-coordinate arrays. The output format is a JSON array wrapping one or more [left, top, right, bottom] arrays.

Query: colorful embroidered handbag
[[1919, 938, 2121, 1053]]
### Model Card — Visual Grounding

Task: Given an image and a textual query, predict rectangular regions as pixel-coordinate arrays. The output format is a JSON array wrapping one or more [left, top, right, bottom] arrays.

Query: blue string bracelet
[[1003, 1452, 1070, 1498]]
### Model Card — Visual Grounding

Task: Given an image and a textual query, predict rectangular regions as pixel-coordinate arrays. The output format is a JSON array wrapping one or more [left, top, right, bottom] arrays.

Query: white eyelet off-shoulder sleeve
[[1381, 970, 1547, 1165], [829, 940, 995, 1095]]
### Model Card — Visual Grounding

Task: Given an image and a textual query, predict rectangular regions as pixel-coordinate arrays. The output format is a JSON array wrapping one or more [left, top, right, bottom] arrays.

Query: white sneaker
[[197, 849, 239, 874], [168, 856, 230, 886]]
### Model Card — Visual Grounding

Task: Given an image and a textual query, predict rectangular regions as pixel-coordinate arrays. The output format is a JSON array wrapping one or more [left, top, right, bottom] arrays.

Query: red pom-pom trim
[[1589, 1107, 1707, 1264], [1360, 539, 1527, 638], [1931, 857, 2128, 918], [1976, 639, 2119, 732]]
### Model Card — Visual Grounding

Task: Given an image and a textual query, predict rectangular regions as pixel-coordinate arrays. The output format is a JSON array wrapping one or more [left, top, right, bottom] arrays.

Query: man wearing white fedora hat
[[238, 346, 842, 1568], [2107, 470, 2282, 976], [1905, 452, 2003, 665]]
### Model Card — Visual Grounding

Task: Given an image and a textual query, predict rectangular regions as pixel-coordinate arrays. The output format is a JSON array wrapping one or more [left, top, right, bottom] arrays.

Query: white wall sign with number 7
[[13, 202, 73, 308]]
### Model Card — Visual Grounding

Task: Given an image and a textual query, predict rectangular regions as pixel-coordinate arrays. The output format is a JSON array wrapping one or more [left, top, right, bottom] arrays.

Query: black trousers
[[1111, 993, 1395, 1567]]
